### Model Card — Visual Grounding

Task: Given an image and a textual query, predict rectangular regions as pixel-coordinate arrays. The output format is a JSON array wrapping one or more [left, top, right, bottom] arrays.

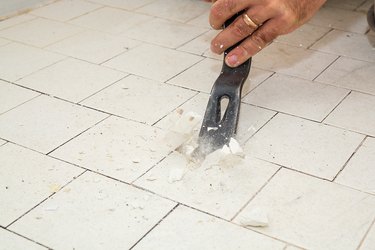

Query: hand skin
[[209, 0, 327, 67]]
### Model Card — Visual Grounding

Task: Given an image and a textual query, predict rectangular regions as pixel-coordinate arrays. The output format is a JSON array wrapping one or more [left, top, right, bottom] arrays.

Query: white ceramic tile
[[82, 75, 196, 124], [234, 168, 375, 250], [0, 80, 39, 114], [325, 92, 375, 136], [69, 7, 151, 34], [9, 171, 176, 250], [243, 74, 349, 121], [124, 18, 208, 49], [51, 116, 184, 183], [133, 205, 286, 250], [0, 139, 6, 146], [361, 224, 375, 250], [46, 30, 140, 64], [275, 24, 330, 48], [178, 29, 219, 56], [245, 114, 365, 180], [16, 58, 126, 103], [253, 43, 338, 80], [311, 30, 375, 62], [0, 37, 10, 47], [187, 10, 212, 29], [155, 93, 276, 144], [324, 0, 366, 10], [0, 143, 83, 226], [135, 153, 279, 220], [316, 57, 375, 95], [0, 95, 106, 153], [336, 137, 375, 194], [309, 6, 369, 34], [0, 14, 36, 30], [0, 228, 46, 250], [0, 43, 64, 82], [136, 0, 210, 23], [104, 43, 202, 82], [88, 0, 155, 10], [30, 0, 101, 21], [168, 57, 273, 94], [0, 18, 83, 48]]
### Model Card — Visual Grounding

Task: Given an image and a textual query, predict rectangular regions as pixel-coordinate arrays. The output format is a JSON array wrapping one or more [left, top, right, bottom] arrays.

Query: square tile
[[30, 0, 102, 21], [82, 75, 196, 124], [316, 57, 375, 95], [309, 6, 369, 34], [361, 224, 375, 250], [0, 228, 46, 250], [104, 44, 202, 82], [0, 80, 39, 114], [51, 116, 184, 183], [132, 205, 286, 250], [69, 7, 151, 34], [136, 0, 210, 23], [0, 143, 83, 227], [0, 18, 83, 48], [0, 95, 107, 153], [0, 14, 36, 30], [167, 57, 274, 94], [335, 137, 375, 194], [253, 43, 338, 80], [46, 30, 140, 64], [16, 58, 126, 103], [124, 18, 207, 49], [9, 171, 176, 250], [325, 92, 375, 136], [177, 29, 219, 56], [135, 153, 279, 220], [243, 74, 350, 121], [233, 169, 375, 250], [155, 93, 276, 144], [0, 43, 64, 82], [275, 24, 330, 48], [87, 0, 155, 10], [311, 30, 375, 62], [245, 114, 365, 180]]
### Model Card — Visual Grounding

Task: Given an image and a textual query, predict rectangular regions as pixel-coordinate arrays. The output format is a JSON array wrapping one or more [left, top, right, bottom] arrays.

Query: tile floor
[[0, 0, 374, 249]]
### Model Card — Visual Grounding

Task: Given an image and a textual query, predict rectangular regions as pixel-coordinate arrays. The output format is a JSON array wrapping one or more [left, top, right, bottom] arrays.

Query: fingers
[[211, 6, 277, 54], [209, 0, 260, 29], [224, 19, 281, 67]]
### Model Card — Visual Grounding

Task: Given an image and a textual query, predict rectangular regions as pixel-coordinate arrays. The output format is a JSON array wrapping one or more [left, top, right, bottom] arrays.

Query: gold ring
[[243, 13, 259, 29]]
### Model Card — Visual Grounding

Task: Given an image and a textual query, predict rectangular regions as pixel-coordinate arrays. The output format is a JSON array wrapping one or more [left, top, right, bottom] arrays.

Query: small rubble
[[238, 207, 269, 227], [168, 168, 185, 183]]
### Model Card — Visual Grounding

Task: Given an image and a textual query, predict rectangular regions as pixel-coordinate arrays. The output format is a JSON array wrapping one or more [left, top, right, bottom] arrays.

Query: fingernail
[[226, 54, 238, 67]]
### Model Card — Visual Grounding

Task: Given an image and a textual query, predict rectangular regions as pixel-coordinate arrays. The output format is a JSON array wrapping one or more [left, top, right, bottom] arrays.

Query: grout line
[[0, 92, 42, 116], [4, 228, 52, 249], [242, 111, 278, 144], [312, 55, 340, 81], [332, 136, 368, 182], [46, 114, 111, 155], [321, 90, 352, 123], [307, 27, 334, 50], [151, 91, 200, 127], [77, 74, 131, 104], [356, 215, 375, 250], [128, 203, 180, 250], [229, 167, 282, 221], [5, 170, 87, 228]]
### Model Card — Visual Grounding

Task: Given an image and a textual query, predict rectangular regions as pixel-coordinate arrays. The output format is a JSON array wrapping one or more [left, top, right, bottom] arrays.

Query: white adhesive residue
[[238, 207, 269, 227], [168, 168, 185, 183], [228, 138, 244, 156]]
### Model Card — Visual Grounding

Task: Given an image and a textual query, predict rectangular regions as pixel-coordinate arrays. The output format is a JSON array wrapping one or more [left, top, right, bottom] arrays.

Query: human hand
[[209, 0, 327, 67]]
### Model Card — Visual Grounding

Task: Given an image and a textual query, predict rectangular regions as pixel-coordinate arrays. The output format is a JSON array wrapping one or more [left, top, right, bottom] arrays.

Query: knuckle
[[223, 0, 236, 13], [231, 21, 249, 38]]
